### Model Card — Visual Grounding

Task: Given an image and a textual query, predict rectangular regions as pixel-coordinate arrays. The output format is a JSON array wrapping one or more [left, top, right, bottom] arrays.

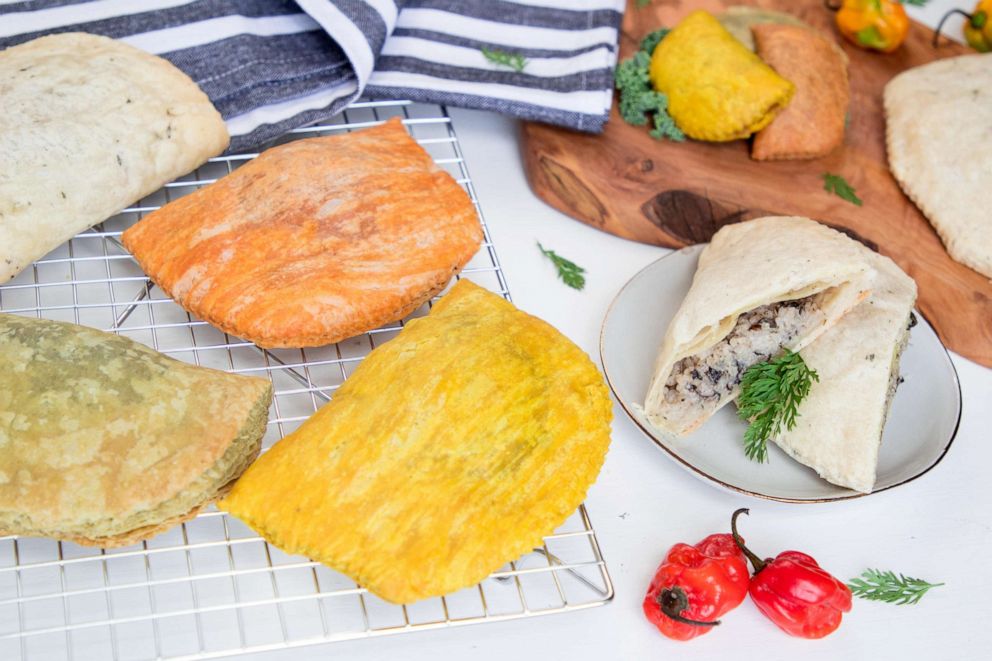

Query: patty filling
[[664, 295, 825, 408]]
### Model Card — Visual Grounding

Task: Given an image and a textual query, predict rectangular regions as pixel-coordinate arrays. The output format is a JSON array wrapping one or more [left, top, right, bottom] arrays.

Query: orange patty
[[122, 118, 482, 348], [751, 24, 850, 161]]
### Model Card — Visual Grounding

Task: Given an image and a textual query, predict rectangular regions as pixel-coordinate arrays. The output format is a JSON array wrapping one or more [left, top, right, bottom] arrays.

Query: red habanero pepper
[[642, 533, 750, 641], [731, 509, 852, 639]]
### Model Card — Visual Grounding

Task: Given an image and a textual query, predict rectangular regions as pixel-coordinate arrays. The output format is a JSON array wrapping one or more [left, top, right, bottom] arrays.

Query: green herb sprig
[[901, 0, 930, 7], [737, 350, 819, 463], [481, 48, 527, 73], [823, 173, 863, 206], [848, 569, 943, 605], [636, 0, 653, 9], [614, 29, 684, 141], [537, 242, 586, 290]]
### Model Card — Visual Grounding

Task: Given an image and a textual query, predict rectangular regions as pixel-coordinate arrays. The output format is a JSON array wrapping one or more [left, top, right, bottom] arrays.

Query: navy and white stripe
[[367, 0, 623, 131], [0, 0, 624, 151]]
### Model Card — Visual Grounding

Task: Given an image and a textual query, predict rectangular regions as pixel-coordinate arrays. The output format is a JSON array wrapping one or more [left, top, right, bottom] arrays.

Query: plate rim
[[599, 247, 963, 504]]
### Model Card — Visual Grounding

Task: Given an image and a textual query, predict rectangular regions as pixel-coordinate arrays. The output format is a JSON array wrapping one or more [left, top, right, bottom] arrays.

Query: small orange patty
[[122, 118, 482, 347], [751, 24, 850, 161]]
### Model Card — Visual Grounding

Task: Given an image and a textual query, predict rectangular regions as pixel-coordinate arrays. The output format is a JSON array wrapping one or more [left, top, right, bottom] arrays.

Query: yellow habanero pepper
[[833, 0, 910, 53], [934, 2, 992, 52]]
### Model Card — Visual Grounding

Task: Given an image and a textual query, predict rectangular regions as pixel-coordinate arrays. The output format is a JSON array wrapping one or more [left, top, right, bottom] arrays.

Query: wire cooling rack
[[0, 101, 613, 661]]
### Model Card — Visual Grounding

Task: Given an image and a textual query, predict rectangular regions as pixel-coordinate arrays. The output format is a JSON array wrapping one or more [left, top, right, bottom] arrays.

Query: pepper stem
[[731, 508, 767, 574], [657, 586, 720, 628], [933, 9, 974, 48]]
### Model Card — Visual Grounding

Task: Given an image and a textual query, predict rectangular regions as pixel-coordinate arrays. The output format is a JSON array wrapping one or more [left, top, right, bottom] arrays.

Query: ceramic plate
[[600, 246, 961, 503]]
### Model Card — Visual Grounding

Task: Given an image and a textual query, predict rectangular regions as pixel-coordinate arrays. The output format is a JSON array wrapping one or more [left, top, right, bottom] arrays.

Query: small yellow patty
[[650, 10, 795, 141]]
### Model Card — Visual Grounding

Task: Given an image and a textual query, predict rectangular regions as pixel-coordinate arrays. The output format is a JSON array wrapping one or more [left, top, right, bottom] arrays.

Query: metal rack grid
[[0, 101, 613, 661]]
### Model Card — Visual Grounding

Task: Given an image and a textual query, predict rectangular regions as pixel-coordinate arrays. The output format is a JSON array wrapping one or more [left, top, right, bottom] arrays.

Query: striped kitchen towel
[[0, 0, 624, 152]]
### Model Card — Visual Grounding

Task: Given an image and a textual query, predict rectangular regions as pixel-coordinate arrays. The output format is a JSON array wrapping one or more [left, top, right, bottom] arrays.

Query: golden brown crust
[[751, 24, 850, 161], [122, 117, 483, 348]]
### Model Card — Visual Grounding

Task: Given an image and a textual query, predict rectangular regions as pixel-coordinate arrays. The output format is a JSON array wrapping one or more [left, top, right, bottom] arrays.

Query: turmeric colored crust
[[122, 117, 482, 348], [219, 281, 612, 604], [649, 10, 794, 142]]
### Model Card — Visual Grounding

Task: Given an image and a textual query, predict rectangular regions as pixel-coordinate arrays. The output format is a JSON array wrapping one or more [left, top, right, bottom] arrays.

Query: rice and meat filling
[[664, 295, 825, 406]]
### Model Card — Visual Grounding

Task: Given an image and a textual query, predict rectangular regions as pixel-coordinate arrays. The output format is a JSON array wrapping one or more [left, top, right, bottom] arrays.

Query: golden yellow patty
[[650, 10, 794, 141], [220, 280, 612, 604]]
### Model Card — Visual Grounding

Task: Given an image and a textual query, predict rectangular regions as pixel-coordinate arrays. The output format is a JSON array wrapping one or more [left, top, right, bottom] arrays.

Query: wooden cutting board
[[521, 0, 992, 367]]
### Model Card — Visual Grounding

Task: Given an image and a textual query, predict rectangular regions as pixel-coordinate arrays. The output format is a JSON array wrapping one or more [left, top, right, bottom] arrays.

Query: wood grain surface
[[520, 0, 991, 366]]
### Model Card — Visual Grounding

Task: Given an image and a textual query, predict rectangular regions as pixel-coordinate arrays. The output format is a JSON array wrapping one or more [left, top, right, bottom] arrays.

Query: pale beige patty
[[643, 217, 873, 437], [885, 54, 992, 279], [0, 32, 228, 283]]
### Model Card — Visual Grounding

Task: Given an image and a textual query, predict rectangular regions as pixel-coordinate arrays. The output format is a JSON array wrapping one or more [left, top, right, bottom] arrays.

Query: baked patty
[[0, 315, 271, 547], [122, 117, 483, 348]]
